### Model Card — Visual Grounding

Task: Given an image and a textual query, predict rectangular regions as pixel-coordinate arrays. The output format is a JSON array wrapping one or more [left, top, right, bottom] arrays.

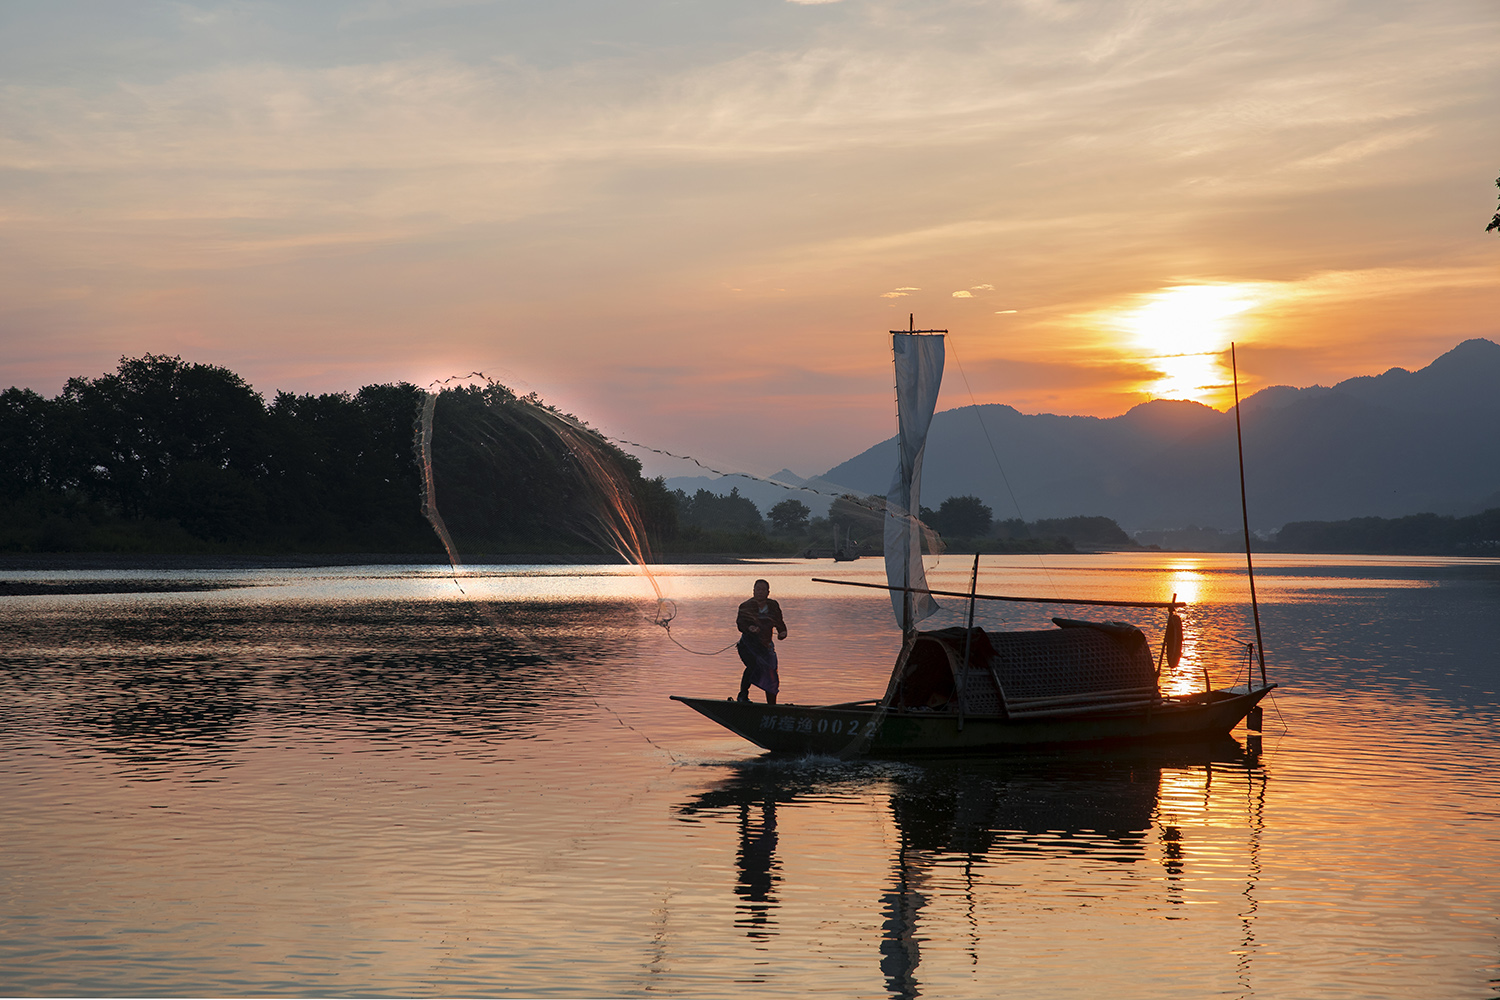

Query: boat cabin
[[892, 620, 1159, 718]]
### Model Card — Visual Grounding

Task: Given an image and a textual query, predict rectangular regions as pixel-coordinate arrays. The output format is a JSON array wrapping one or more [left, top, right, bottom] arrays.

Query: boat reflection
[[678, 740, 1265, 998]]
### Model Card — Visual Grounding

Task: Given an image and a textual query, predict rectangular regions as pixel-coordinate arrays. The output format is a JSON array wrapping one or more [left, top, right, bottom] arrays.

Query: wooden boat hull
[[671, 685, 1274, 756]]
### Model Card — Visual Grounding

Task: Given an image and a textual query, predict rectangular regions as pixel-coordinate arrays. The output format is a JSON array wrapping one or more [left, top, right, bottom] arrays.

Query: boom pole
[[812, 577, 1181, 610]]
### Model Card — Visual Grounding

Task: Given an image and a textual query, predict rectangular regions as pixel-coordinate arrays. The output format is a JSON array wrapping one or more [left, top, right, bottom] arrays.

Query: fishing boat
[[673, 329, 1275, 756], [801, 525, 861, 561], [833, 524, 860, 562]]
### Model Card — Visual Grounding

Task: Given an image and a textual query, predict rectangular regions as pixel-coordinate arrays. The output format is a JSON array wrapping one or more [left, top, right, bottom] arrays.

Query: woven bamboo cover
[[920, 625, 1156, 714], [988, 627, 1154, 701]]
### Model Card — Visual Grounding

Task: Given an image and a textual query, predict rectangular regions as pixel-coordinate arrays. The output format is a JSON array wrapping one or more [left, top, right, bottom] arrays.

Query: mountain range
[[667, 338, 1500, 533]]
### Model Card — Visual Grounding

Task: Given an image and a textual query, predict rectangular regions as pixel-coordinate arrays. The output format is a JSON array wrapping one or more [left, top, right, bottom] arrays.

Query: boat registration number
[[758, 714, 871, 736]]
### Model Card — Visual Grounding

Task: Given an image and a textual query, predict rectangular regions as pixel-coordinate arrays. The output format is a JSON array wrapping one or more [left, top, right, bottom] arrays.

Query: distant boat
[[674, 328, 1274, 755], [833, 524, 860, 561], [802, 525, 861, 561]]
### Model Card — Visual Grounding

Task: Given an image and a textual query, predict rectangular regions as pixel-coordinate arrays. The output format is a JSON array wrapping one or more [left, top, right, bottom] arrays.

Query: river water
[[1, 553, 1497, 998]]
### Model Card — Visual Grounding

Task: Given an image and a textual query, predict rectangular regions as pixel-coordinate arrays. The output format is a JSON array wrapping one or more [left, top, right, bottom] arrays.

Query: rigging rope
[[607, 435, 893, 520], [946, 334, 1063, 600]]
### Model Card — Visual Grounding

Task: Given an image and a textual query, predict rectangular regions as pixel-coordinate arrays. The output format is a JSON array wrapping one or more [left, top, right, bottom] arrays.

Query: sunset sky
[[2, 0, 1497, 478]]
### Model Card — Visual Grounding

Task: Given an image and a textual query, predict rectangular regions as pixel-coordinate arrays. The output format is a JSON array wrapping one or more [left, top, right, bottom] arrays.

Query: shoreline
[[0, 551, 770, 572], [7, 549, 1491, 576]]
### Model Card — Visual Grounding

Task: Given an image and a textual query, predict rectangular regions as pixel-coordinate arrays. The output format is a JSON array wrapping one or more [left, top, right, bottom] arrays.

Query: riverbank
[[0, 551, 779, 573]]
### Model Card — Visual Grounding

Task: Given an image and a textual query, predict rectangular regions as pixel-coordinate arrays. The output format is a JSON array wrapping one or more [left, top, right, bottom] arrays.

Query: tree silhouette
[[928, 495, 993, 539], [673, 487, 765, 534], [57, 354, 270, 537], [769, 498, 810, 533], [0, 388, 55, 500]]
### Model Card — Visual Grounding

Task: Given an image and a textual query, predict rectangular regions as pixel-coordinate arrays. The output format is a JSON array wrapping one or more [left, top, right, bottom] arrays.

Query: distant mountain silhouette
[[813, 338, 1500, 532]]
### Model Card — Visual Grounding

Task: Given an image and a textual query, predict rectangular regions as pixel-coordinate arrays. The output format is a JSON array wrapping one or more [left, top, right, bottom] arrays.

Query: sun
[[1112, 284, 1265, 404]]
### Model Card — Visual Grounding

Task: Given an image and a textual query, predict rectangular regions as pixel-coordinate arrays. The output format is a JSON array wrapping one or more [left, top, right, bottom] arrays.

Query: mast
[[884, 322, 946, 633], [901, 323, 912, 637], [956, 553, 980, 732], [1231, 344, 1268, 688], [874, 321, 946, 727]]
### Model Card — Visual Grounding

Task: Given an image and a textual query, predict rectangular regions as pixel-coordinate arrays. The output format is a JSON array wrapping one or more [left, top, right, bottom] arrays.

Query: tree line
[[29, 353, 1472, 557], [0, 355, 683, 555], [1, 355, 427, 552], [0, 348, 1142, 557], [1271, 509, 1500, 555]]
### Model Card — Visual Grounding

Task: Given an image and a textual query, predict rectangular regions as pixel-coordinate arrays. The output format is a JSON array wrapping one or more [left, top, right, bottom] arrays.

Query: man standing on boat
[[735, 579, 788, 705]]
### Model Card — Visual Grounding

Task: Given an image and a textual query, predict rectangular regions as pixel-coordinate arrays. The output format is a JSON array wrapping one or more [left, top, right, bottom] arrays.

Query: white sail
[[884, 332, 945, 631]]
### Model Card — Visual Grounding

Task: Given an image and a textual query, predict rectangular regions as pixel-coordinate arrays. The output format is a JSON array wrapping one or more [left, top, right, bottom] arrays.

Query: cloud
[[0, 0, 1496, 468]]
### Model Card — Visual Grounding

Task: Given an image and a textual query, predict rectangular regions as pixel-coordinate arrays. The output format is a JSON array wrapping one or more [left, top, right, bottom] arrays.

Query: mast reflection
[[678, 740, 1265, 998], [881, 826, 925, 1000]]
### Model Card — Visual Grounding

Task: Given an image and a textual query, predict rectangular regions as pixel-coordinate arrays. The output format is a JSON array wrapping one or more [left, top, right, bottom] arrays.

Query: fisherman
[[735, 578, 788, 704]]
